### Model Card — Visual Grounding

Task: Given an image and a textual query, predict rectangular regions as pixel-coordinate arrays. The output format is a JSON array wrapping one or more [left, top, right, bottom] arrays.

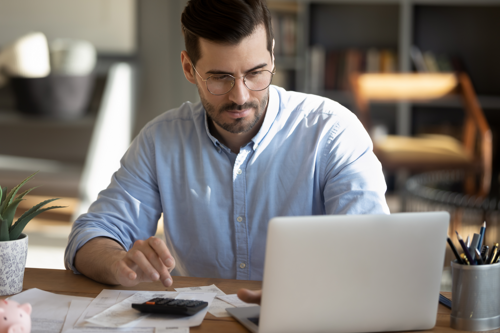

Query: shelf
[[320, 90, 500, 110], [0, 109, 96, 128]]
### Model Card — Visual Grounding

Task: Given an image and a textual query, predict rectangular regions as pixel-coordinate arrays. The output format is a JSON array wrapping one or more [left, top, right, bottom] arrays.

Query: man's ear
[[271, 39, 275, 67], [180, 51, 196, 84]]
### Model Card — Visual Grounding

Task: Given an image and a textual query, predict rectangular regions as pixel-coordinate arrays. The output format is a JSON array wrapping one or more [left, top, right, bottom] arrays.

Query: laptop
[[227, 212, 449, 333]]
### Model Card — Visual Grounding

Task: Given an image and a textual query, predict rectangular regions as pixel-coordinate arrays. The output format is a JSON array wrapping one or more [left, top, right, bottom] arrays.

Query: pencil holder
[[451, 260, 500, 331]]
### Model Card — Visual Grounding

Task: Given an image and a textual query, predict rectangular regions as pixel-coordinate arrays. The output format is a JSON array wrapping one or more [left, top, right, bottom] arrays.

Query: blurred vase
[[10, 74, 95, 119]]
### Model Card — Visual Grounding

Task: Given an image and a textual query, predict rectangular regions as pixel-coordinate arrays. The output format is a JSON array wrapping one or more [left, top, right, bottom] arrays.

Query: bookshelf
[[268, 0, 500, 194], [268, 0, 500, 128]]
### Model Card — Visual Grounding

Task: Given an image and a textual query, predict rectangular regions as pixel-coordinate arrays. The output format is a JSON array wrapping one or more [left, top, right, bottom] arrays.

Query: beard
[[199, 87, 270, 134]]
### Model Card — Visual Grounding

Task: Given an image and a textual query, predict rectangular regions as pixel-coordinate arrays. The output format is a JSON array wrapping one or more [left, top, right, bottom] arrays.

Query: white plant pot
[[0, 233, 29, 296]]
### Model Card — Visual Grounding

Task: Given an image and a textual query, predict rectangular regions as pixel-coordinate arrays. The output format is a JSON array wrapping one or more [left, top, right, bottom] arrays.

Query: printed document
[[174, 284, 234, 317]]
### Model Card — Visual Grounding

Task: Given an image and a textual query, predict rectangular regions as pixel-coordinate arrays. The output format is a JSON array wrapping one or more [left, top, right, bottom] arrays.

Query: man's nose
[[228, 77, 250, 106]]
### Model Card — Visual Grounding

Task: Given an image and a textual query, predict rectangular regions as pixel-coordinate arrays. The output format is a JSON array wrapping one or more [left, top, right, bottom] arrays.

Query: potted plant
[[0, 172, 64, 296]]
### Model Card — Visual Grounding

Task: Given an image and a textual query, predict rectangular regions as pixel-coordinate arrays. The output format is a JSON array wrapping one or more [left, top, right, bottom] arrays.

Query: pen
[[493, 245, 500, 264], [478, 221, 486, 250], [456, 231, 475, 265], [470, 234, 480, 262], [466, 235, 471, 248], [460, 253, 470, 265], [481, 245, 489, 263], [487, 243, 498, 264], [447, 237, 464, 264], [475, 248, 484, 265]]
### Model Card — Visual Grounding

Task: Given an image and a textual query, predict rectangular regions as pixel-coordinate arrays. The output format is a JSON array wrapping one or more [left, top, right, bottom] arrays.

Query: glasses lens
[[207, 75, 234, 95], [245, 70, 273, 91]]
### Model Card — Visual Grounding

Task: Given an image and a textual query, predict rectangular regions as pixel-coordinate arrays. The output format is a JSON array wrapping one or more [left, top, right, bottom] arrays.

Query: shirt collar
[[204, 113, 227, 153], [251, 85, 279, 150], [203, 85, 280, 153]]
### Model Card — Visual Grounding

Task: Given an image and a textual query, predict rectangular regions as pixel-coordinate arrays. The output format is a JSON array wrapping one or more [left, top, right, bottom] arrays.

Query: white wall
[[0, 0, 136, 54]]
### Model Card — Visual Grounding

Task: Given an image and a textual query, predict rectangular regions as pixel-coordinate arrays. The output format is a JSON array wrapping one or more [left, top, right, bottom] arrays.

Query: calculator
[[131, 297, 209, 316]]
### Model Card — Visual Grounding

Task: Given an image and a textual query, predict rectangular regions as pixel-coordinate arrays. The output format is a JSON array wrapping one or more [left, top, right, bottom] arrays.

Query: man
[[64, 0, 389, 296]]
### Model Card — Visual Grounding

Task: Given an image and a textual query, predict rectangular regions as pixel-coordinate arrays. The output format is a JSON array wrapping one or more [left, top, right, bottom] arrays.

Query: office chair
[[350, 72, 492, 197]]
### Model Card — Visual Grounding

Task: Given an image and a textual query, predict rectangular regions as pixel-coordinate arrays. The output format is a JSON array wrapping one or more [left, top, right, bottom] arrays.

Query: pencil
[[475, 248, 484, 265], [456, 231, 475, 265], [447, 237, 464, 264], [478, 221, 486, 250]]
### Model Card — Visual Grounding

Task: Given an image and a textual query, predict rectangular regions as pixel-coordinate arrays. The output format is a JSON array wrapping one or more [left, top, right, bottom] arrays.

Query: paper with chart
[[8, 288, 93, 333], [84, 290, 216, 328], [174, 284, 234, 317]]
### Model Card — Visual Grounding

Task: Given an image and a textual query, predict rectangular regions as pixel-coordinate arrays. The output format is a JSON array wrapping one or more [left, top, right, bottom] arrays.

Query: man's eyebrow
[[206, 63, 268, 75]]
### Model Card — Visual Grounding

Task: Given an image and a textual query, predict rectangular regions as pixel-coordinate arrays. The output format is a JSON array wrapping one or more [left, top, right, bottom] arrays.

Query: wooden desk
[[3, 268, 456, 333]]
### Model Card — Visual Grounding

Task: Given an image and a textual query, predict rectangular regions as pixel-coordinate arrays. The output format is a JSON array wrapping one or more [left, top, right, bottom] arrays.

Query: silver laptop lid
[[259, 212, 449, 333]]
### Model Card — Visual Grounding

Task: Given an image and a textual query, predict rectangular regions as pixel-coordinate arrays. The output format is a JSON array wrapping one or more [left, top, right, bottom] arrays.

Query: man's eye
[[248, 71, 263, 77], [211, 75, 231, 81]]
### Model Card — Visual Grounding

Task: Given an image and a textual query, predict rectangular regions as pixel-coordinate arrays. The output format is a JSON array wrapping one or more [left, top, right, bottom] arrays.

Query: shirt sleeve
[[321, 109, 390, 215], [64, 126, 162, 273]]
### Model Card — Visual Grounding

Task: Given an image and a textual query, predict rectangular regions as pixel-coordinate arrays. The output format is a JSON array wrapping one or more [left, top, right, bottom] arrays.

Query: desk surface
[[2, 268, 457, 333]]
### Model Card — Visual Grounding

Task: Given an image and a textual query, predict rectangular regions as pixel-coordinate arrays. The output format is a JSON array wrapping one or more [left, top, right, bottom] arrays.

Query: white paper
[[155, 328, 189, 333], [174, 284, 225, 296], [74, 289, 146, 328], [61, 299, 92, 333], [84, 290, 216, 328], [174, 285, 233, 317], [63, 299, 153, 333], [86, 291, 171, 327], [216, 294, 255, 308], [8, 288, 93, 333]]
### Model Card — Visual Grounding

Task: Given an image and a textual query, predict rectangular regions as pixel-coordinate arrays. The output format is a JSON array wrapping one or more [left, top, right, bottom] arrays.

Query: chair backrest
[[350, 72, 492, 197], [73, 62, 135, 220]]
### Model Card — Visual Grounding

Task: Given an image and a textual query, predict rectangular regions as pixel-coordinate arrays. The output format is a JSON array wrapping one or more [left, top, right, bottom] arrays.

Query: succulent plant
[[0, 172, 65, 241]]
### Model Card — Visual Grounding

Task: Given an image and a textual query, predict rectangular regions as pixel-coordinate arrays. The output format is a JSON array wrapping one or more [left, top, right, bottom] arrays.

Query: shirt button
[[240, 263, 246, 269], [237, 169, 242, 175], [237, 216, 243, 222]]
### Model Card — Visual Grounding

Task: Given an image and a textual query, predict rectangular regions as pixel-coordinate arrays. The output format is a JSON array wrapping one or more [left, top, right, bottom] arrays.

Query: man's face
[[191, 25, 273, 135]]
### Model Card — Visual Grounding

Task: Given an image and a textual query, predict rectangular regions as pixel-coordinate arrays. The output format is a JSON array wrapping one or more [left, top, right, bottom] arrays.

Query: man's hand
[[237, 289, 262, 305], [112, 236, 176, 287], [74, 236, 175, 287]]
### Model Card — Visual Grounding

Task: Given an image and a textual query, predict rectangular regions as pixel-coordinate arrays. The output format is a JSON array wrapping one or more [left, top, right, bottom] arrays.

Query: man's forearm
[[74, 237, 127, 285]]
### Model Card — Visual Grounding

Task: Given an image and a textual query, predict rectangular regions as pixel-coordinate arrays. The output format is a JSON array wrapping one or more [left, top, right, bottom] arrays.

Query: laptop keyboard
[[248, 317, 260, 326]]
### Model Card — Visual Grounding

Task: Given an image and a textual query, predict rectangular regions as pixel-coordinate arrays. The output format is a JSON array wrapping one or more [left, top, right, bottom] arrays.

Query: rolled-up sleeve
[[64, 126, 162, 273]]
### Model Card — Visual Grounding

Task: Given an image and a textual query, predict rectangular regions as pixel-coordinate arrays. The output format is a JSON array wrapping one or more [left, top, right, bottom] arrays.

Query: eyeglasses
[[191, 62, 275, 96]]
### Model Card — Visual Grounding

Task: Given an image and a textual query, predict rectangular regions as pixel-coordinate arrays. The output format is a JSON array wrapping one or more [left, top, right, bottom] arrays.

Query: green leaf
[[3, 198, 24, 229], [1, 171, 38, 215], [16, 187, 37, 200], [9, 205, 66, 240], [0, 187, 6, 206], [0, 215, 9, 242], [16, 198, 59, 225]]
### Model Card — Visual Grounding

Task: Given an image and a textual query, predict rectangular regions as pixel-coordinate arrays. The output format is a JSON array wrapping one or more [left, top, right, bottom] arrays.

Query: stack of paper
[[8, 285, 254, 333]]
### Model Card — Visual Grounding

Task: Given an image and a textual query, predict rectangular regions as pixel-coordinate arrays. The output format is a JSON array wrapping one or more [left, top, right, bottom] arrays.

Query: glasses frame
[[191, 62, 276, 96]]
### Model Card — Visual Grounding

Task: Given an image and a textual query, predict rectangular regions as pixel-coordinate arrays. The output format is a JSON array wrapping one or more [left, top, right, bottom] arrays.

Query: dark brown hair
[[181, 0, 274, 65]]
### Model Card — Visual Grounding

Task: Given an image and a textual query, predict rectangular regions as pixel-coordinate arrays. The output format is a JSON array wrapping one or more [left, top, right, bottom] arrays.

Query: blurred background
[[0, 0, 499, 289]]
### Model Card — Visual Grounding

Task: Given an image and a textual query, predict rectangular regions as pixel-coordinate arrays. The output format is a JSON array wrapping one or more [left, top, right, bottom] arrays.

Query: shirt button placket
[[233, 147, 250, 280]]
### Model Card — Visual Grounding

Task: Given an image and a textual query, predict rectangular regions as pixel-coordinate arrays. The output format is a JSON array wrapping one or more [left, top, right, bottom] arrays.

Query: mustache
[[219, 102, 259, 113]]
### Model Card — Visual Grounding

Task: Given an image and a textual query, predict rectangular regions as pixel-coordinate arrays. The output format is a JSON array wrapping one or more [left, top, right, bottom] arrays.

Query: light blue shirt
[[65, 85, 389, 280]]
